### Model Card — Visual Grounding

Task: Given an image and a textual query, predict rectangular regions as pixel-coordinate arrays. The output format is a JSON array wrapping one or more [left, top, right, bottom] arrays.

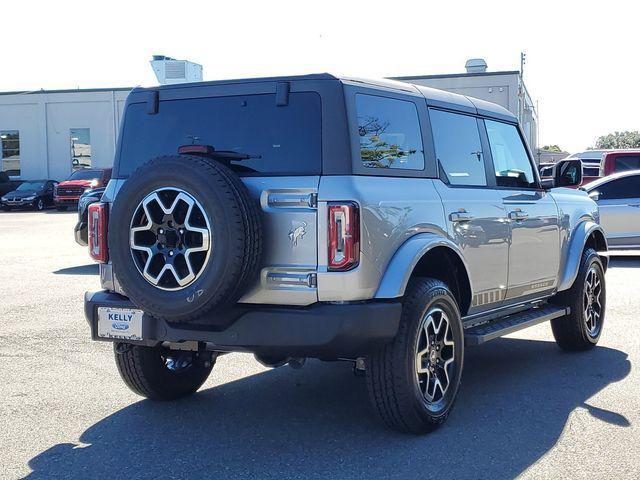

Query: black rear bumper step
[[464, 305, 569, 346], [84, 290, 402, 358]]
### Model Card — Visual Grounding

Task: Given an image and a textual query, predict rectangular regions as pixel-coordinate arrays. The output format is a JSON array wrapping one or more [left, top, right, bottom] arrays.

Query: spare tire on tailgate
[[109, 155, 262, 323]]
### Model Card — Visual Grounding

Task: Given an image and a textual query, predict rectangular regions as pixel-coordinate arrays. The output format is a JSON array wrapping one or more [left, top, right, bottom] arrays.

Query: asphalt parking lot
[[0, 210, 639, 480]]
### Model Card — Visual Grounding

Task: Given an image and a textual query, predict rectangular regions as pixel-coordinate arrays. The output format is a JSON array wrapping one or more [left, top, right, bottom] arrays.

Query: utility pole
[[520, 51, 526, 77]]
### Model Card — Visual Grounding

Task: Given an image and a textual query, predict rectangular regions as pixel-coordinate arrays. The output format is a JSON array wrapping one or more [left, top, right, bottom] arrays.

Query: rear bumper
[[84, 290, 401, 358]]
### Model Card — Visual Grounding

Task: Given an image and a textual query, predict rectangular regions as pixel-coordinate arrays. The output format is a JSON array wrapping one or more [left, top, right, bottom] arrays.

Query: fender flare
[[374, 233, 473, 300], [557, 221, 608, 292]]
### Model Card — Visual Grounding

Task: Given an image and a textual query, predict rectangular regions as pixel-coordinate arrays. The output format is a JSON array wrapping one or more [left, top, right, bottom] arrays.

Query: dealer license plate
[[97, 307, 144, 340]]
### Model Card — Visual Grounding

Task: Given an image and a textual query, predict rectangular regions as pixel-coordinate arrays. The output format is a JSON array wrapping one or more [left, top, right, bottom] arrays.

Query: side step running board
[[464, 305, 569, 346]]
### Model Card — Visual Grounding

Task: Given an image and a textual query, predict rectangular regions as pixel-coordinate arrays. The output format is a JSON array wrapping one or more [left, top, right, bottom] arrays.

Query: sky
[[1, 0, 638, 153]]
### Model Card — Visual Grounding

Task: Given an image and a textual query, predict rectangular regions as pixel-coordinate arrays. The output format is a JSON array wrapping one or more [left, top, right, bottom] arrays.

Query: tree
[[358, 115, 417, 168], [540, 145, 563, 152], [594, 131, 640, 149]]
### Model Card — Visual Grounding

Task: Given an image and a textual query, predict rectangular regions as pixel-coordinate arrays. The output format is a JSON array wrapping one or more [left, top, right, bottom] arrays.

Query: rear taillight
[[328, 202, 360, 271], [88, 203, 108, 263]]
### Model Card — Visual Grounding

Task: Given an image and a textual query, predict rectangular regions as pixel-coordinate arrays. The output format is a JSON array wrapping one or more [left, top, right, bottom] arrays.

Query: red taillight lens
[[88, 203, 108, 263], [328, 202, 360, 271]]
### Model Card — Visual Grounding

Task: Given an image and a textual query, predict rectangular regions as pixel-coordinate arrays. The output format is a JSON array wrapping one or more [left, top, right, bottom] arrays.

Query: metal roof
[[391, 70, 521, 81], [0, 87, 133, 96], [0, 72, 516, 122]]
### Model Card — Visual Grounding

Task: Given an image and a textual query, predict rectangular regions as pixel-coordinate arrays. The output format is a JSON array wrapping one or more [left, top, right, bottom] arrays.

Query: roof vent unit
[[465, 58, 488, 73], [150, 55, 203, 85]]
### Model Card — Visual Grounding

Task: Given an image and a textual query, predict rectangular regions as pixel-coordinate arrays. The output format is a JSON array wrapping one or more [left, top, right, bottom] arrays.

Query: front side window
[[70, 128, 92, 171], [355, 94, 424, 170], [485, 120, 536, 189], [1, 130, 20, 177], [430, 109, 486, 186]]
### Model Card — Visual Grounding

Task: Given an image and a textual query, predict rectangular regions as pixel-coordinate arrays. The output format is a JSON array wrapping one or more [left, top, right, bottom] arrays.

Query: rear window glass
[[615, 155, 640, 172], [116, 92, 321, 176]]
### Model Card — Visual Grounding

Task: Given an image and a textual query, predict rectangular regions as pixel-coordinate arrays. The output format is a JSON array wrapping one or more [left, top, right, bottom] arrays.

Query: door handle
[[450, 210, 474, 222], [509, 210, 529, 221]]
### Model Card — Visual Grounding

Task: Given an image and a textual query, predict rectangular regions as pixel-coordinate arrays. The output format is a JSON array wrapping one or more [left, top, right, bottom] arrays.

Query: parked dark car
[[1, 179, 58, 211], [54, 168, 112, 211], [0, 171, 23, 197], [74, 187, 106, 246]]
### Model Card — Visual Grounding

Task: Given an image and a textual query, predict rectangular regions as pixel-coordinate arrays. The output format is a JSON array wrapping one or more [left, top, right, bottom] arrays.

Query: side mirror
[[554, 159, 583, 188], [540, 178, 555, 189], [588, 190, 600, 201]]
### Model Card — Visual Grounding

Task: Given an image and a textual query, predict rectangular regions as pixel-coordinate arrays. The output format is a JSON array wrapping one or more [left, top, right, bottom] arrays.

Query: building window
[[1, 130, 20, 177], [70, 128, 92, 170]]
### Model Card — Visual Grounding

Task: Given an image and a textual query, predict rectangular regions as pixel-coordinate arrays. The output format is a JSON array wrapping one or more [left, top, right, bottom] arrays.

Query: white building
[[1, 58, 540, 181], [0, 55, 203, 181], [393, 58, 538, 152], [0, 88, 130, 180]]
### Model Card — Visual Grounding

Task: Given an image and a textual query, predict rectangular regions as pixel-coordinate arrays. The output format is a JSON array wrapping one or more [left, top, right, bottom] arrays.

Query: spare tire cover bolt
[[158, 228, 164, 234], [169, 250, 174, 256]]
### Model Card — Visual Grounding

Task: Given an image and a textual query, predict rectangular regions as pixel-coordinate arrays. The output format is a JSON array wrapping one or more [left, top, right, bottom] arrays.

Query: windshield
[[16, 181, 44, 191], [68, 170, 101, 181]]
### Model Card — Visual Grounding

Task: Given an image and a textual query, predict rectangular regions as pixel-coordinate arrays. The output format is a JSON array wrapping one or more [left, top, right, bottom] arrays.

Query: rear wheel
[[366, 278, 464, 434], [114, 344, 214, 400], [551, 248, 605, 351]]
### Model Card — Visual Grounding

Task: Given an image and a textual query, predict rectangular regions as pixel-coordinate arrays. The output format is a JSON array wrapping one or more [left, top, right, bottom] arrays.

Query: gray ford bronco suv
[[85, 73, 608, 434]]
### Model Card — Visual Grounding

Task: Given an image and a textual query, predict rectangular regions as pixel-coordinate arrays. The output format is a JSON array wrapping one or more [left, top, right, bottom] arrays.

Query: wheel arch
[[557, 221, 608, 292], [374, 234, 473, 315]]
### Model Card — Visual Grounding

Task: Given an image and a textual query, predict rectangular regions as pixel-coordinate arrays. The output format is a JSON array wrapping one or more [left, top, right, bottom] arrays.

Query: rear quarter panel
[[316, 176, 447, 301]]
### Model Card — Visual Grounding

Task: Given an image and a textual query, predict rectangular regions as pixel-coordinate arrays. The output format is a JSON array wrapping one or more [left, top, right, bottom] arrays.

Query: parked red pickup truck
[[54, 168, 112, 211], [600, 150, 640, 177]]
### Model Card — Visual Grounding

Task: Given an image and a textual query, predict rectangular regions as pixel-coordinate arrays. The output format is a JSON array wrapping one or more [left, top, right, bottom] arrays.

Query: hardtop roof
[[131, 72, 516, 123]]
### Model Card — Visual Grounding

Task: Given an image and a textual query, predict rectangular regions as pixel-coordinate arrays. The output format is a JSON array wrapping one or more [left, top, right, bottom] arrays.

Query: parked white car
[[583, 170, 640, 249]]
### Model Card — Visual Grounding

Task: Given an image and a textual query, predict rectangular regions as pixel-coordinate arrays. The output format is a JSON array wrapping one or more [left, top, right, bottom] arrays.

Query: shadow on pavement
[[608, 255, 640, 269], [53, 264, 99, 276], [27, 338, 630, 479]]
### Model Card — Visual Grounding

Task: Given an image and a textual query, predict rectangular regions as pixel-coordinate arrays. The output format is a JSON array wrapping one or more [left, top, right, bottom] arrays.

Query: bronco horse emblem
[[288, 222, 307, 246]]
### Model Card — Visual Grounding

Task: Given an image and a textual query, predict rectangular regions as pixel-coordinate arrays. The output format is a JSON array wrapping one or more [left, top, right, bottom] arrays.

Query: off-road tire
[[551, 248, 605, 351], [109, 155, 262, 323], [366, 278, 464, 434], [114, 344, 213, 400]]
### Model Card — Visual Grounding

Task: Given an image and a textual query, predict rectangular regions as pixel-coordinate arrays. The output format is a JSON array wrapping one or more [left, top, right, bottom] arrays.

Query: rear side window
[[614, 155, 640, 172], [116, 92, 321, 176], [430, 109, 487, 186], [485, 119, 536, 189], [596, 175, 640, 200], [355, 94, 424, 170]]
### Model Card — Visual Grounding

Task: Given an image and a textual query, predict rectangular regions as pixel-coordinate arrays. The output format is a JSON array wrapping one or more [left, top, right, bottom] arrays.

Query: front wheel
[[34, 199, 44, 211], [366, 278, 464, 434], [551, 248, 606, 351], [114, 344, 214, 400]]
